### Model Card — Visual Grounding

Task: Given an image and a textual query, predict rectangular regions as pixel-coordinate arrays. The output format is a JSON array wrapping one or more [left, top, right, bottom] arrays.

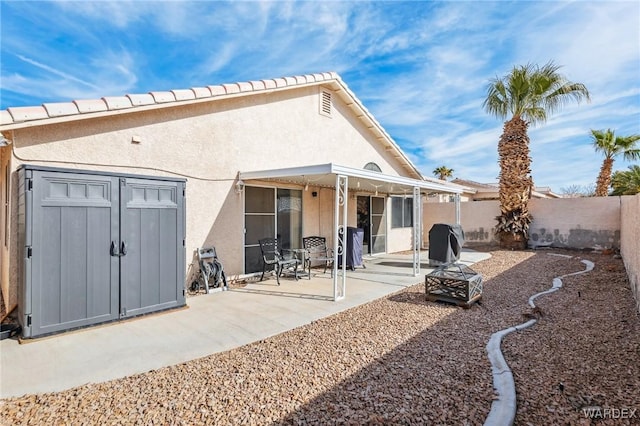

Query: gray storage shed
[[18, 165, 186, 338]]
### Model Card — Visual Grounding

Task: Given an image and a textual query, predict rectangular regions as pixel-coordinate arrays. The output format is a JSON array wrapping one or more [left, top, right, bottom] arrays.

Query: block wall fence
[[620, 194, 640, 314], [423, 195, 640, 313]]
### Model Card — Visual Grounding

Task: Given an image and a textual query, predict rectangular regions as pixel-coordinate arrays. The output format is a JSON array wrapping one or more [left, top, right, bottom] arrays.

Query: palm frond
[[591, 129, 640, 160], [611, 165, 640, 196], [484, 61, 590, 127]]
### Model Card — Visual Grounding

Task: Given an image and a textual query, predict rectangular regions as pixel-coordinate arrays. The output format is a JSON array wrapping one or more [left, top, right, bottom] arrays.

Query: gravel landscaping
[[1, 249, 639, 425]]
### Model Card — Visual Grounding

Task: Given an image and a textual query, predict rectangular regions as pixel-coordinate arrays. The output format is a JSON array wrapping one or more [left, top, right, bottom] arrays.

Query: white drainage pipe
[[483, 255, 594, 426]]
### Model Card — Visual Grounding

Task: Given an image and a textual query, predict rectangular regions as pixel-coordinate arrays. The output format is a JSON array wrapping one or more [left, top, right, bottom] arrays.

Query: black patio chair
[[302, 236, 334, 279], [258, 238, 300, 285]]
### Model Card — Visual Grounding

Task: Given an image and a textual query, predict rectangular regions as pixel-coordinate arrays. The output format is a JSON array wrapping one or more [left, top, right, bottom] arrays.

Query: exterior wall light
[[235, 179, 245, 194]]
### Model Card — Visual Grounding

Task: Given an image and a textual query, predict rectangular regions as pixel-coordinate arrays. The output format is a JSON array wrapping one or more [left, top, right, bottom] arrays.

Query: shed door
[[120, 178, 185, 317], [31, 172, 119, 336]]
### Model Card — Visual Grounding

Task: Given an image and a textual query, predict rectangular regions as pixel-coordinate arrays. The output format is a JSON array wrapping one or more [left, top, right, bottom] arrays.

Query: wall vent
[[319, 89, 332, 117]]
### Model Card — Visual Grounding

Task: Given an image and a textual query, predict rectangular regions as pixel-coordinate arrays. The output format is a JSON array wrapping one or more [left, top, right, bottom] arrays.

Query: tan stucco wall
[[423, 200, 498, 247], [424, 195, 639, 312], [528, 197, 621, 249], [423, 197, 622, 249], [3, 85, 414, 309], [621, 194, 640, 313], [387, 226, 414, 253]]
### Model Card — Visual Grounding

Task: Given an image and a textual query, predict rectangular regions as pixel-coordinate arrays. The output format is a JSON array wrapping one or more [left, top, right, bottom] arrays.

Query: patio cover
[[239, 163, 463, 301]]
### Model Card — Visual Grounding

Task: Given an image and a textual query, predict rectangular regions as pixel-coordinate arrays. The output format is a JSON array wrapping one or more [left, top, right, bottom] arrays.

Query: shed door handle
[[110, 241, 118, 257], [120, 241, 127, 256]]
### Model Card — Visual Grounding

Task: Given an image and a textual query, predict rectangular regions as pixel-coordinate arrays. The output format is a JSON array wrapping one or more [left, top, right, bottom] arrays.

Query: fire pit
[[425, 263, 483, 308]]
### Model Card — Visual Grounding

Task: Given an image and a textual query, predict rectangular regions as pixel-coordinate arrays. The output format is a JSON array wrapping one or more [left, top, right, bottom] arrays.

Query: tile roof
[[452, 179, 562, 198], [0, 71, 426, 180], [1, 72, 339, 126], [451, 178, 498, 190]]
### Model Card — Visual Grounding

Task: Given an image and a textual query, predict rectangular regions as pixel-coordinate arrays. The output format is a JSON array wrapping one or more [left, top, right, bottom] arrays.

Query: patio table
[[288, 249, 310, 278]]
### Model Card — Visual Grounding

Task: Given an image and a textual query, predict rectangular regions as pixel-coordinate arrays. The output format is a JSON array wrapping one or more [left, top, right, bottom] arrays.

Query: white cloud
[[514, 1, 640, 87], [198, 44, 238, 75], [2, 0, 638, 193], [2, 49, 138, 102], [52, 0, 149, 28], [15, 55, 100, 91]]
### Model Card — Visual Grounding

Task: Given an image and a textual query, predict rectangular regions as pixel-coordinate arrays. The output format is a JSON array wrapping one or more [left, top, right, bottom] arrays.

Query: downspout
[[412, 186, 421, 277], [0, 131, 14, 320]]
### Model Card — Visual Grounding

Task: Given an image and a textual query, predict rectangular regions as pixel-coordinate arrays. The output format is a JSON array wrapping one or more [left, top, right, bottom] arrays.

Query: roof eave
[[0, 73, 339, 131], [330, 78, 424, 181], [239, 163, 463, 194], [1, 71, 427, 185]]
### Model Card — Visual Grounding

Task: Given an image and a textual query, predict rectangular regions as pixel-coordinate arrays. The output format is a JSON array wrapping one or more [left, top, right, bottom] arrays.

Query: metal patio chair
[[258, 238, 300, 285], [302, 236, 334, 278]]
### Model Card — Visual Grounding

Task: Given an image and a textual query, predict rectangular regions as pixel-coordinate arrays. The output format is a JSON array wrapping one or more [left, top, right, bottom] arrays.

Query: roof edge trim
[[239, 163, 462, 194]]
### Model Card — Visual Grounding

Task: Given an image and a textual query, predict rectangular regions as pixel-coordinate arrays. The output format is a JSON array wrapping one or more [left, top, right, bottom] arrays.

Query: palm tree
[[433, 166, 454, 181], [483, 61, 590, 248], [611, 165, 640, 196], [591, 129, 640, 196]]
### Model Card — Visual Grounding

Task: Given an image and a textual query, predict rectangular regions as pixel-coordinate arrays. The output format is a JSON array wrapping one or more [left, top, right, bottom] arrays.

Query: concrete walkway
[[0, 250, 490, 398]]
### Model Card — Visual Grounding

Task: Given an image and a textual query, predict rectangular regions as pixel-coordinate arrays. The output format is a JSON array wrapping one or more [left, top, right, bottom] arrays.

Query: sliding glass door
[[276, 189, 302, 251], [356, 195, 386, 255], [244, 186, 302, 274], [370, 196, 386, 254]]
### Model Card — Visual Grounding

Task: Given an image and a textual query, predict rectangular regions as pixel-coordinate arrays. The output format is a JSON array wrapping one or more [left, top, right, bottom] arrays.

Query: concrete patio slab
[[0, 249, 490, 398]]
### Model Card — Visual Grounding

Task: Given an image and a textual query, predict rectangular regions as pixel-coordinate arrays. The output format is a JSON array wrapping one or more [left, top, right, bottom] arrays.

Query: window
[[391, 196, 413, 228], [364, 162, 382, 172]]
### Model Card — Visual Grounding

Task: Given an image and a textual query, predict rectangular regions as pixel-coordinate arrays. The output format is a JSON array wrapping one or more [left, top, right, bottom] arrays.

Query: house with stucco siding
[[0, 72, 462, 335]]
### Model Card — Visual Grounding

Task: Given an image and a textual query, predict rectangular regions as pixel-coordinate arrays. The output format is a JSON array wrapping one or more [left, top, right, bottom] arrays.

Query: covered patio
[[0, 250, 489, 398], [235, 249, 488, 302], [239, 163, 464, 301]]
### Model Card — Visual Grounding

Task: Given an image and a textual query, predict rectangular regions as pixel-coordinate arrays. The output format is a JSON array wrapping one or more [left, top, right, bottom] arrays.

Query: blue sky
[[1, 1, 639, 193]]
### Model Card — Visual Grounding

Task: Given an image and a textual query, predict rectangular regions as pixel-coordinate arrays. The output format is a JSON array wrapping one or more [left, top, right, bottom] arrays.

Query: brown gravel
[[1, 249, 639, 425], [505, 252, 640, 425]]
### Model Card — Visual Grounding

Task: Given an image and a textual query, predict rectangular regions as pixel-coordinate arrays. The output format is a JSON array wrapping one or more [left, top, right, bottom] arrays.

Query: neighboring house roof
[[451, 178, 561, 199], [532, 186, 562, 198], [451, 179, 496, 191], [0, 72, 424, 181], [422, 176, 468, 193]]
